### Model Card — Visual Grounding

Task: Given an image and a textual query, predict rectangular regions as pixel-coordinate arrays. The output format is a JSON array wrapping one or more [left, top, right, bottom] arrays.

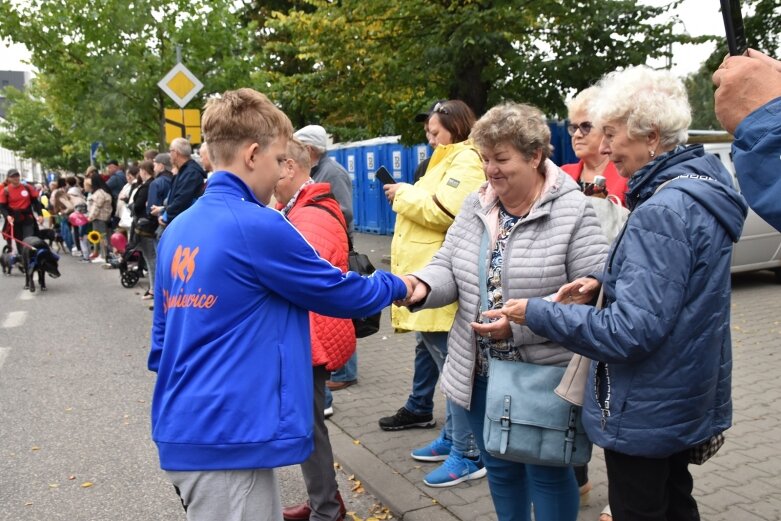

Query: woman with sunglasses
[[562, 87, 628, 206]]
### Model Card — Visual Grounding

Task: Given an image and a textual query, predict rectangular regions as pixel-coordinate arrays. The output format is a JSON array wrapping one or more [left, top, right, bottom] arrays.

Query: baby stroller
[[119, 244, 147, 288]]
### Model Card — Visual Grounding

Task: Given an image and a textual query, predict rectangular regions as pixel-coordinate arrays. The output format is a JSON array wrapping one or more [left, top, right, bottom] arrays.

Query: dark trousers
[[301, 365, 341, 521], [605, 449, 699, 521]]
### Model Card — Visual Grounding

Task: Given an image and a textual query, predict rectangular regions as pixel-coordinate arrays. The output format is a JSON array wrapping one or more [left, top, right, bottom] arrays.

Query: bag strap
[[306, 199, 354, 253], [477, 228, 490, 313]]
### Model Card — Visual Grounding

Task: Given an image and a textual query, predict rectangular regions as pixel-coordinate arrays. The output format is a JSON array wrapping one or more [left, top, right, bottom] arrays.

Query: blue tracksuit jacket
[[149, 171, 406, 471]]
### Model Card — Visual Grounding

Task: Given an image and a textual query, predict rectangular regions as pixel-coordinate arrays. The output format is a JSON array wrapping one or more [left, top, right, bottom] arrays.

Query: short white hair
[[566, 86, 601, 120], [171, 137, 193, 158], [592, 66, 691, 148]]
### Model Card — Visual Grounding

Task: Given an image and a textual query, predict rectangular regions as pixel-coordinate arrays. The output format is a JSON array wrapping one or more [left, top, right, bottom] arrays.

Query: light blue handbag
[[483, 359, 592, 466], [477, 229, 592, 467]]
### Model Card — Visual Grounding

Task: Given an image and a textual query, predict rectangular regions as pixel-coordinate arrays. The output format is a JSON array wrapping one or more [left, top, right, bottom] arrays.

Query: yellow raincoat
[[390, 140, 485, 332]]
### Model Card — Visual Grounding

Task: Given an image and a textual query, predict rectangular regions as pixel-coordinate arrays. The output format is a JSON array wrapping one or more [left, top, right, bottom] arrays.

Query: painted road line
[[2, 311, 27, 328], [0, 348, 9, 370]]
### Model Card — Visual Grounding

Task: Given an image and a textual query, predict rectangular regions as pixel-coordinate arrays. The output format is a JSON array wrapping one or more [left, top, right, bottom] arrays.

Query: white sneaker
[[92, 256, 105, 264], [71, 247, 79, 255], [324, 406, 334, 419]]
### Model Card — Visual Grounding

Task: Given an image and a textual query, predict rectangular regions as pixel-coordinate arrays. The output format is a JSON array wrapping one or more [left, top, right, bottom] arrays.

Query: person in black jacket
[[158, 137, 206, 228], [133, 161, 157, 299]]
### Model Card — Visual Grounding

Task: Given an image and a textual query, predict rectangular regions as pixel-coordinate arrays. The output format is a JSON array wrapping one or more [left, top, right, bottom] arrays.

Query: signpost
[[158, 62, 203, 144]]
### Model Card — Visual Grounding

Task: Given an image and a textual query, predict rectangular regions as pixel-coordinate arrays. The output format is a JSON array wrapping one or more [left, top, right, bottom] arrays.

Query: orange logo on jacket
[[164, 245, 218, 313], [171, 245, 199, 283]]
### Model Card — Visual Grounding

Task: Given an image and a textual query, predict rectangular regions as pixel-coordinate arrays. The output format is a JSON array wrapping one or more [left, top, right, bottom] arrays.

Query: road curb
[[329, 424, 460, 521]]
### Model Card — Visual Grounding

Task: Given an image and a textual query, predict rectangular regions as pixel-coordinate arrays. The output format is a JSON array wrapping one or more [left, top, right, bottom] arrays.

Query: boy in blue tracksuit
[[149, 88, 410, 521]]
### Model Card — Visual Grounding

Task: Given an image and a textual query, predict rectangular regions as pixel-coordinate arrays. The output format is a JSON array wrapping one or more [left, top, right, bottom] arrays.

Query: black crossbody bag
[[307, 199, 382, 338]]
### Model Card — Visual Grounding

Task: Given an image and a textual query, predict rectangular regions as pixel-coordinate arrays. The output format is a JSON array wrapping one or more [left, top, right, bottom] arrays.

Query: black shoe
[[378, 407, 436, 431]]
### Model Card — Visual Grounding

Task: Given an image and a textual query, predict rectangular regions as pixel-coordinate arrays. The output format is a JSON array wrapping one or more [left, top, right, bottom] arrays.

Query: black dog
[[36, 228, 66, 253], [20, 236, 61, 292], [0, 250, 22, 275]]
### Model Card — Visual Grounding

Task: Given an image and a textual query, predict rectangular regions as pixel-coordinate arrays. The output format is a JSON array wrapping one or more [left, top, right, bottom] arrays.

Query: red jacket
[[283, 183, 356, 370], [561, 160, 628, 206]]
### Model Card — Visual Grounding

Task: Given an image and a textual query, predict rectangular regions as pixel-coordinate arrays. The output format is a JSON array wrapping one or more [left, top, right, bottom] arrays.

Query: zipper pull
[[601, 414, 607, 431]]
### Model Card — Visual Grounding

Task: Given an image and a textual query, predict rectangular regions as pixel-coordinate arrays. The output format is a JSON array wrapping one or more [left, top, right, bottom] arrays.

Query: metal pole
[[176, 45, 182, 64]]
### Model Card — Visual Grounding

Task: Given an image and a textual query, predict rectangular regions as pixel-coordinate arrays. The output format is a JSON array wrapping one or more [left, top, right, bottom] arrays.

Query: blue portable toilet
[[548, 120, 577, 166], [408, 143, 432, 184], [342, 145, 363, 232], [360, 139, 385, 234], [382, 140, 407, 235]]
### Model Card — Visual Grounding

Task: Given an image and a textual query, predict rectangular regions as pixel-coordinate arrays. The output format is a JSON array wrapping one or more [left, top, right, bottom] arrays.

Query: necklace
[[519, 178, 544, 217]]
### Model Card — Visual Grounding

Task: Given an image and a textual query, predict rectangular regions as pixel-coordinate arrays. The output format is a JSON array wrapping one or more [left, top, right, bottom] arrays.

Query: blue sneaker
[[423, 451, 487, 488], [411, 432, 452, 462]]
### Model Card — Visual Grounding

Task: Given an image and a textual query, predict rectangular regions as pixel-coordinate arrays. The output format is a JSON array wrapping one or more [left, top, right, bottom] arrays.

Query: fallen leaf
[[351, 480, 362, 491], [67, 475, 76, 480], [31, 446, 40, 451], [348, 474, 355, 481], [431, 499, 438, 504], [81, 482, 93, 488], [65, 408, 73, 412], [48, 483, 59, 488], [25, 502, 33, 506], [352, 439, 361, 445], [333, 462, 341, 469]]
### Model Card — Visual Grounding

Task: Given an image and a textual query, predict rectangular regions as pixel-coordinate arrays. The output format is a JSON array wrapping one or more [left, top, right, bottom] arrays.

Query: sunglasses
[[431, 102, 450, 116], [567, 121, 594, 137]]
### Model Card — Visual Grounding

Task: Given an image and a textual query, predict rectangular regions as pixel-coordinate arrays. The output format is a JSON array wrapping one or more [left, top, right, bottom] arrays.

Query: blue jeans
[[324, 352, 358, 409], [330, 351, 357, 382], [465, 376, 579, 521], [415, 332, 479, 458], [404, 339, 439, 416], [59, 219, 74, 250]]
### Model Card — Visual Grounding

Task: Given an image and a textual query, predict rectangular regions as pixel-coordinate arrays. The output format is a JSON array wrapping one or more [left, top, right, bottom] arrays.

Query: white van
[[689, 132, 781, 279]]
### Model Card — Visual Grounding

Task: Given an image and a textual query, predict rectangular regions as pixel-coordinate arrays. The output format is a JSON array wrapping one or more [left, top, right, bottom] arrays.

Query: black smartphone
[[721, 0, 748, 56], [375, 166, 396, 185]]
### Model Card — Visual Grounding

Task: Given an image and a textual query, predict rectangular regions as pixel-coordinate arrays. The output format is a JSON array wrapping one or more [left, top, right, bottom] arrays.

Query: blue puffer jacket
[[733, 96, 781, 231], [526, 145, 748, 457]]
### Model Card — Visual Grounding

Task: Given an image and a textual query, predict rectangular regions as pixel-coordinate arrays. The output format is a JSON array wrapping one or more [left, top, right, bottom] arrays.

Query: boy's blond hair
[[202, 88, 293, 166]]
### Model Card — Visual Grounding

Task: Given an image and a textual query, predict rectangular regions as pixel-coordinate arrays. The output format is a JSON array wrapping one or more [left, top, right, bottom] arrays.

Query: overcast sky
[[0, 0, 725, 77]]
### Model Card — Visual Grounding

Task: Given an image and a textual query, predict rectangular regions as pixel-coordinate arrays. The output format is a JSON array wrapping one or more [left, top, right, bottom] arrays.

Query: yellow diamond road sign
[[158, 63, 203, 108]]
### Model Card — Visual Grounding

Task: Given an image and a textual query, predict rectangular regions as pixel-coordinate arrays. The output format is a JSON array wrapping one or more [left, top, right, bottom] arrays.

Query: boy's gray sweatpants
[[166, 469, 282, 521]]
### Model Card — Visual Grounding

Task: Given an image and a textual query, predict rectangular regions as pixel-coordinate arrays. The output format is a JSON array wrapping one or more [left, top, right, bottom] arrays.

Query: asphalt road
[[0, 251, 379, 521]]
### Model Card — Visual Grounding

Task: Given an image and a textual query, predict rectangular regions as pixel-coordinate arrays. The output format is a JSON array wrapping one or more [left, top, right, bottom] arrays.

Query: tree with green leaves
[[0, 80, 85, 172], [686, 0, 780, 130], [258, 0, 700, 143], [0, 0, 257, 164]]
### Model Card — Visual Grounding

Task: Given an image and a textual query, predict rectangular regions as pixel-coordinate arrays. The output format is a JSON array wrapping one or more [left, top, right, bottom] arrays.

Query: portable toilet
[[342, 145, 363, 232], [382, 141, 408, 235], [360, 139, 384, 234]]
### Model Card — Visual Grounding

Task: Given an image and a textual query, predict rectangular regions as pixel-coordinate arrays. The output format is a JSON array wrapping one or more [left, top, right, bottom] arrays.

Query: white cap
[[294, 125, 328, 150]]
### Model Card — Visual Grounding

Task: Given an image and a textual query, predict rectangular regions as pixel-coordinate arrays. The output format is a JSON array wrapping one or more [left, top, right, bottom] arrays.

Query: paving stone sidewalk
[[325, 233, 781, 521]]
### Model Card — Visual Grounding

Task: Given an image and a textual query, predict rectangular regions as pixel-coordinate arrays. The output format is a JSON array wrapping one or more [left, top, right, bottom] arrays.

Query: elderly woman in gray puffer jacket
[[405, 102, 608, 521]]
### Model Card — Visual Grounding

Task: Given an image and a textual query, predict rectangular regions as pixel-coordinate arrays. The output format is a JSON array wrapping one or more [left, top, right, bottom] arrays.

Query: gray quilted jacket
[[413, 160, 609, 409]]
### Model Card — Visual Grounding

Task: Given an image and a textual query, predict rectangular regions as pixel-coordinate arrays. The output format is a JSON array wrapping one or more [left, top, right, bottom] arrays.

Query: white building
[[0, 117, 42, 183]]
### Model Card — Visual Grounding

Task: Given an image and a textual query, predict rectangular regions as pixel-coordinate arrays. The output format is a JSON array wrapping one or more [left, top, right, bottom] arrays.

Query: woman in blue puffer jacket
[[487, 66, 748, 521]]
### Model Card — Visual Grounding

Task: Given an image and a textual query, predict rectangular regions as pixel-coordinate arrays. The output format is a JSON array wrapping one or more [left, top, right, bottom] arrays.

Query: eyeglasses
[[567, 121, 593, 137], [431, 102, 449, 116]]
